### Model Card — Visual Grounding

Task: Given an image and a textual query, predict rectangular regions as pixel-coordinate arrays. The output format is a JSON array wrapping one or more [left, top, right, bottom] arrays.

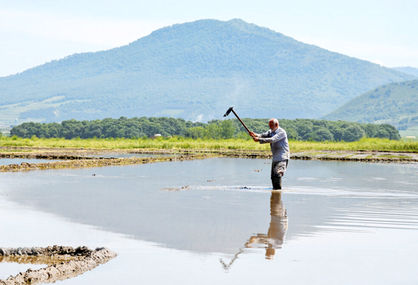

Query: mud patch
[[0, 246, 116, 285], [162, 185, 191, 191], [0, 154, 212, 172]]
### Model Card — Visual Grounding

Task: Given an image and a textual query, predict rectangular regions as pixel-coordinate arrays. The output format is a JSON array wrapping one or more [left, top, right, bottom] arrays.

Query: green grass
[[1, 137, 417, 153]]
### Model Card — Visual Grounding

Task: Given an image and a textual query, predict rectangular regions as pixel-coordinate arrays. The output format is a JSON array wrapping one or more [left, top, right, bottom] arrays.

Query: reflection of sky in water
[[89, 152, 174, 158], [0, 159, 417, 284], [0, 158, 60, 165], [0, 262, 44, 280]]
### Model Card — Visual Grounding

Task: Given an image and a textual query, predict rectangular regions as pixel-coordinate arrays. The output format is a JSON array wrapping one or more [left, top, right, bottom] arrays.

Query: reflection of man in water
[[250, 118, 290, 189], [220, 191, 288, 269], [245, 191, 288, 259]]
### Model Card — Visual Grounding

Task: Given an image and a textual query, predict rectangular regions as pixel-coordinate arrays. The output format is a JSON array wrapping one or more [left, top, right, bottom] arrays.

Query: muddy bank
[[0, 153, 212, 172], [2, 146, 417, 161], [0, 147, 416, 173], [290, 150, 418, 163], [187, 149, 418, 162], [0, 246, 116, 284], [0, 153, 90, 160], [0, 148, 187, 160], [0, 146, 184, 156]]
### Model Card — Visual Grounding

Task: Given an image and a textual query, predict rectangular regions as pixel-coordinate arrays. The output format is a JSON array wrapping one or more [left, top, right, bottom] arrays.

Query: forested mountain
[[0, 19, 413, 129], [324, 80, 418, 131], [393, 67, 418, 78]]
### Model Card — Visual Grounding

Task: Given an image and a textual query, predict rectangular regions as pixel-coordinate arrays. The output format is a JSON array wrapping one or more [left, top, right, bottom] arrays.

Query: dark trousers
[[271, 160, 288, 190]]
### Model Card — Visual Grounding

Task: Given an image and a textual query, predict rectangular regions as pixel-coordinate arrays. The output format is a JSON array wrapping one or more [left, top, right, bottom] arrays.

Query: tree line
[[10, 117, 400, 142]]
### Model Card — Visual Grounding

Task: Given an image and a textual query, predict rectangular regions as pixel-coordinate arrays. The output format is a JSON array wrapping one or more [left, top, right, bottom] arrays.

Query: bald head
[[268, 118, 279, 131]]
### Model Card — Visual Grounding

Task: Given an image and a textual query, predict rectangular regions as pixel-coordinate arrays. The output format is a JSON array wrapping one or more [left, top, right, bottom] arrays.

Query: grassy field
[[1, 136, 417, 153]]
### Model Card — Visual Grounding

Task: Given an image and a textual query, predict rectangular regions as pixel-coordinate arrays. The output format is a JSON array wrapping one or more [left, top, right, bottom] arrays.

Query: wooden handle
[[231, 109, 251, 134]]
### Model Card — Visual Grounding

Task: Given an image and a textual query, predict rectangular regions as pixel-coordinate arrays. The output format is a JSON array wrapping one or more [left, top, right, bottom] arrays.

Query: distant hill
[[324, 80, 418, 131], [393, 66, 418, 78], [0, 19, 413, 129]]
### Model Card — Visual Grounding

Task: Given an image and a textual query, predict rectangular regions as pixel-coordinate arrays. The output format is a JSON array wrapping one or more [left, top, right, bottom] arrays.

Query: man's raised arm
[[258, 130, 286, 144]]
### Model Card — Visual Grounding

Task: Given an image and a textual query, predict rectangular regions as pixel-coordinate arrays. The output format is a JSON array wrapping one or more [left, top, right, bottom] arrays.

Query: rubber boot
[[272, 176, 282, 190]]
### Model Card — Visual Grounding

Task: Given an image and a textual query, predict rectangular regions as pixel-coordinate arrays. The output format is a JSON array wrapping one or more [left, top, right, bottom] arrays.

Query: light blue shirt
[[258, 127, 290, 161]]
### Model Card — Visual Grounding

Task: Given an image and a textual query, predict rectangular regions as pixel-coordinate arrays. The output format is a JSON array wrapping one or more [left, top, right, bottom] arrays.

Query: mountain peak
[[144, 18, 282, 42], [0, 19, 414, 128]]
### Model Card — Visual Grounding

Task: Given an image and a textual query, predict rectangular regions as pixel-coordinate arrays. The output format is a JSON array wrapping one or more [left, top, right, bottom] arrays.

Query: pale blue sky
[[1, 0, 417, 76]]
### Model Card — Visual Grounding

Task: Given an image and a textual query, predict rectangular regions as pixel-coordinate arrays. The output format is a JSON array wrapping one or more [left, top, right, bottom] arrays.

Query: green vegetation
[[10, 117, 400, 142], [236, 119, 400, 141], [10, 117, 204, 139], [325, 79, 418, 131], [1, 137, 416, 153]]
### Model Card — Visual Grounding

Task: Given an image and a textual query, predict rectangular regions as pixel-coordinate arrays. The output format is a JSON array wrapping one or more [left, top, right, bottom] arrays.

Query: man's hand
[[249, 131, 259, 142]]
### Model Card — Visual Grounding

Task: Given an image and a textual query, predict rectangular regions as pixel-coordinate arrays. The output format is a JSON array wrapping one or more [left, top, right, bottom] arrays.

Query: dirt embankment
[[189, 149, 418, 162], [0, 246, 116, 285], [0, 147, 416, 172], [0, 153, 212, 172], [0, 153, 90, 160]]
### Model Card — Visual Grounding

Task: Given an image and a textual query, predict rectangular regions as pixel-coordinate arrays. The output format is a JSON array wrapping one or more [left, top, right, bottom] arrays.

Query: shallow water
[[0, 158, 60, 165], [89, 152, 174, 158], [0, 158, 417, 284]]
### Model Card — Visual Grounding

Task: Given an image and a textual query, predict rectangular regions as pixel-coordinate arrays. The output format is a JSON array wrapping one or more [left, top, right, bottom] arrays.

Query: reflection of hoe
[[219, 233, 278, 271], [219, 233, 274, 271], [219, 248, 244, 271]]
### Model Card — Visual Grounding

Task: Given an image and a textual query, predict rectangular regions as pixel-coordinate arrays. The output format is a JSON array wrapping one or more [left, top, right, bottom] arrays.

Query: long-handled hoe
[[223, 107, 252, 136]]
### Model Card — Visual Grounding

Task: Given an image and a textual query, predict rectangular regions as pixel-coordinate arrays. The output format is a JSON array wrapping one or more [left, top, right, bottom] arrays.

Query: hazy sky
[[1, 0, 417, 76]]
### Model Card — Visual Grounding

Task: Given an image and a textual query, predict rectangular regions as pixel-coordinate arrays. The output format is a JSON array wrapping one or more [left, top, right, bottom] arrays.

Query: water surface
[[0, 158, 60, 165], [89, 152, 174, 159], [0, 159, 417, 284]]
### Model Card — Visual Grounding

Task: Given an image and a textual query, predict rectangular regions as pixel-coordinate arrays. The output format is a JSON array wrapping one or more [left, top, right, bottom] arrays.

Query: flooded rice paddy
[[0, 158, 417, 284], [88, 152, 175, 159], [0, 158, 61, 165]]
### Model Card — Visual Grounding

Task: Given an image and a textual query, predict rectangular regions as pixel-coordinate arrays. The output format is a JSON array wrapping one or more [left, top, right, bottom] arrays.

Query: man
[[250, 118, 289, 189]]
